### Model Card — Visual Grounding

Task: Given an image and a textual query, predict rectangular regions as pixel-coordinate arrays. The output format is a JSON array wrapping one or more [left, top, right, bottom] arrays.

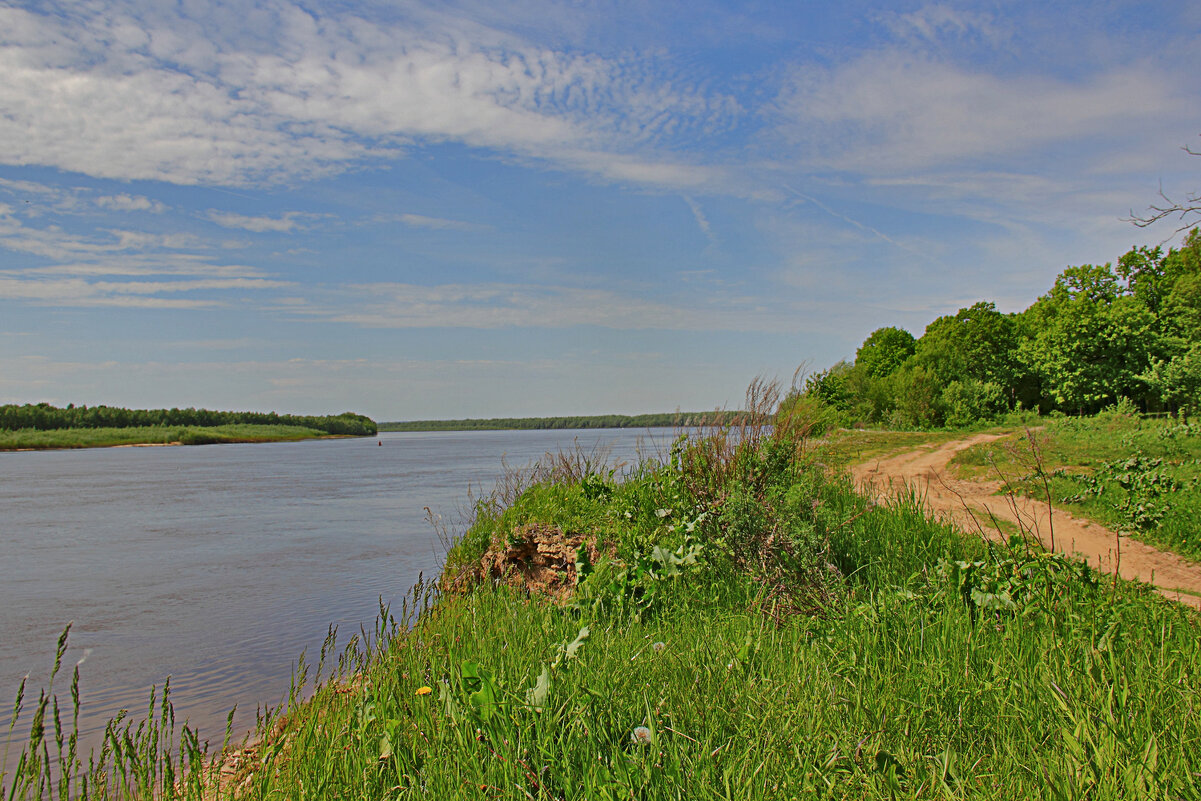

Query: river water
[[0, 429, 670, 756]]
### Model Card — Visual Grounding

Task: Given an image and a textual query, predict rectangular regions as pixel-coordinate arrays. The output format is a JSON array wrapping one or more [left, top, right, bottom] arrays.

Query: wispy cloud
[[207, 210, 306, 232], [379, 213, 487, 231], [297, 281, 795, 333], [879, 4, 1007, 46], [0, 3, 738, 190], [0, 214, 194, 261], [682, 196, 717, 245], [95, 194, 167, 213], [0, 276, 221, 308], [774, 52, 1187, 174]]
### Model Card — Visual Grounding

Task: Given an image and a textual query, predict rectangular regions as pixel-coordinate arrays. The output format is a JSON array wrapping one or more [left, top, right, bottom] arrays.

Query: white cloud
[[391, 213, 484, 231], [95, 194, 167, 213], [299, 281, 795, 333], [775, 52, 1187, 173], [0, 3, 737, 190], [19, 258, 267, 278], [682, 195, 716, 245], [0, 276, 219, 308], [207, 211, 304, 232], [880, 5, 1006, 46], [0, 274, 288, 308], [0, 206, 280, 313]]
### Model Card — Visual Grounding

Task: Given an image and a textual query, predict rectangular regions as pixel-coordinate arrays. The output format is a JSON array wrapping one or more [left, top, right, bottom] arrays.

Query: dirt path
[[851, 433, 1201, 611]]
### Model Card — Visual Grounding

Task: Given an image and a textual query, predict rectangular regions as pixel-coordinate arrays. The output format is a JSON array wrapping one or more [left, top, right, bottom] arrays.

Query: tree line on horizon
[[796, 229, 1201, 428], [0, 404, 378, 436], [380, 411, 740, 432]]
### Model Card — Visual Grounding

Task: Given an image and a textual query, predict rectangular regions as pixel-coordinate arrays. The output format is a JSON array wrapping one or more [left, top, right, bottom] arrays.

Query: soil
[[464, 524, 606, 602], [851, 432, 1201, 611]]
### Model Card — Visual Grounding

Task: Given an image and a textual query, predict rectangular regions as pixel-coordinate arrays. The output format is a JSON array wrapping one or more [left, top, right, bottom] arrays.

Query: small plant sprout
[[631, 726, 653, 746]]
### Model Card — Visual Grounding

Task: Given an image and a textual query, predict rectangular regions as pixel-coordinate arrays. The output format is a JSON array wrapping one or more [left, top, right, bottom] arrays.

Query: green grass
[[0, 424, 333, 451], [5, 416, 1200, 799], [950, 412, 1201, 562]]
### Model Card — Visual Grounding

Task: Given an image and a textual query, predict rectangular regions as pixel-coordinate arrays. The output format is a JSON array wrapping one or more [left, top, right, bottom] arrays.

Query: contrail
[[782, 184, 922, 257], [682, 195, 718, 246]]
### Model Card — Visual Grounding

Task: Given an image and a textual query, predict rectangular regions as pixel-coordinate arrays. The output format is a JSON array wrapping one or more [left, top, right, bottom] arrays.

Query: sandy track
[[851, 433, 1201, 611]]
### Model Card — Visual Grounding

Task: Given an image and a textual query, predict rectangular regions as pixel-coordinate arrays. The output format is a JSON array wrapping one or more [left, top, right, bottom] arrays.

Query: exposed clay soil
[[851, 433, 1201, 611], [460, 524, 606, 602]]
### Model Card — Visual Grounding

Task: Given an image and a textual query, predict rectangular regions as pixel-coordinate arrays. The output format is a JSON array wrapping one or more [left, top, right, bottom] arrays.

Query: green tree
[[1163, 272, 1201, 342], [1116, 245, 1168, 313], [942, 379, 1007, 427], [854, 327, 916, 378], [803, 361, 854, 411], [1143, 344, 1201, 416], [1156, 230, 1201, 342], [1019, 263, 1160, 413], [888, 365, 945, 429], [913, 301, 1024, 406]]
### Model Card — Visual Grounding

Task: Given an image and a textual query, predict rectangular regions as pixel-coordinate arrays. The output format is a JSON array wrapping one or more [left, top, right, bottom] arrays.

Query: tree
[[803, 360, 854, 411], [1116, 245, 1167, 313], [913, 301, 1023, 403], [1019, 263, 1160, 413], [854, 327, 916, 378], [1143, 344, 1201, 417], [889, 365, 945, 429]]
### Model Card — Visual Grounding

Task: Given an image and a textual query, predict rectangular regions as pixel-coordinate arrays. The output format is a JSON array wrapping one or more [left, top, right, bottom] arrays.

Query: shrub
[[942, 379, 1007, 427]]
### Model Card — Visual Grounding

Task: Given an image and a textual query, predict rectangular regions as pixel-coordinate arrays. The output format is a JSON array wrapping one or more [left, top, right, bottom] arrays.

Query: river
[[0, 428, 671, 757]]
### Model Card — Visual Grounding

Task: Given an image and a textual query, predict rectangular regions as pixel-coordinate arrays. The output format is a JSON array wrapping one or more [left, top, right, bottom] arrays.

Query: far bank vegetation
[[0, 405, 377, 450]]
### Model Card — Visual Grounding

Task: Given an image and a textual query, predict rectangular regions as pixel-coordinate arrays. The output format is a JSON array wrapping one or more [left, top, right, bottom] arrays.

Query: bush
[[888, 365, 946, 429], [942, 379, 1007, 427]]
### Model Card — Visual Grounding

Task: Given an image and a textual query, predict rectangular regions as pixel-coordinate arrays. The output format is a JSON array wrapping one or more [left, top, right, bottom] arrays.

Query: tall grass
[[5, 388, 1200, 799]]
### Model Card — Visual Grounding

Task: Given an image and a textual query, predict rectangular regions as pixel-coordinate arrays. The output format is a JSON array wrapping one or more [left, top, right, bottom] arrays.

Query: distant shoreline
[[380, 411, 738, 432]]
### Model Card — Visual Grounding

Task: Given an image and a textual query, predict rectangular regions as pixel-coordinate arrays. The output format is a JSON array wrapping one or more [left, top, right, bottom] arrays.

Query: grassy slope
[[0, 424, 332, 450], [949, 412, 1201, 563], [5, 419, 1199, 799]]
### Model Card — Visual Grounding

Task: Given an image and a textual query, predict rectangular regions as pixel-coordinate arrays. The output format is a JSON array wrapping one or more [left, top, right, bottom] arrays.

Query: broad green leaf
[[525, 666, 551, 712]]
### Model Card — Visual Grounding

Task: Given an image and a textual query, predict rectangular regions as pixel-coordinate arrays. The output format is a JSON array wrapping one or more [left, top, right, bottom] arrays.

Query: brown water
[[0, 428, 668, 756]]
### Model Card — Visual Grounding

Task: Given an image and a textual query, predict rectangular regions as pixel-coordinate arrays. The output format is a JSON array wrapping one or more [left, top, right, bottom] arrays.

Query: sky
[[0, 0, 1198, 421]]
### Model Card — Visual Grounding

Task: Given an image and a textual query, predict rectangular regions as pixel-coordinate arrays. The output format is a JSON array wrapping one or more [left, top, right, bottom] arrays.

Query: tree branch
[[1124, 136, 1201, 238]]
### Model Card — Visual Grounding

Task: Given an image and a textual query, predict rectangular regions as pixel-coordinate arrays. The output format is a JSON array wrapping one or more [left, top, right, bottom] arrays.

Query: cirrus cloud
[[0, 2, 738, 190]]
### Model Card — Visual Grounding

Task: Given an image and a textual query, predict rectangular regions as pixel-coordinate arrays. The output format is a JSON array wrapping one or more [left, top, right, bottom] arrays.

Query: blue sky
[[1, 0, 1198, 420]]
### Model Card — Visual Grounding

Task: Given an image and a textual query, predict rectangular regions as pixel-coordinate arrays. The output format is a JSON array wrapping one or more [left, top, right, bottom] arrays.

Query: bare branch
[[1124, 135, 1201, 239]]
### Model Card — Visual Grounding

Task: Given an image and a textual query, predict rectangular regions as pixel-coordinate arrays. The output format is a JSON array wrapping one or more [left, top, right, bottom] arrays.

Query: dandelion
[[651, 641, 666, 653], [631, 726, 653, 746], [415, 686, 432, 696]]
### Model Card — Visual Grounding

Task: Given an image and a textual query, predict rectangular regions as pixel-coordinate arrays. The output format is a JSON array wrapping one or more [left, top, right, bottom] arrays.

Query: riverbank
[[7, 406, 1197, 799], [0, 424, 340, 451]]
